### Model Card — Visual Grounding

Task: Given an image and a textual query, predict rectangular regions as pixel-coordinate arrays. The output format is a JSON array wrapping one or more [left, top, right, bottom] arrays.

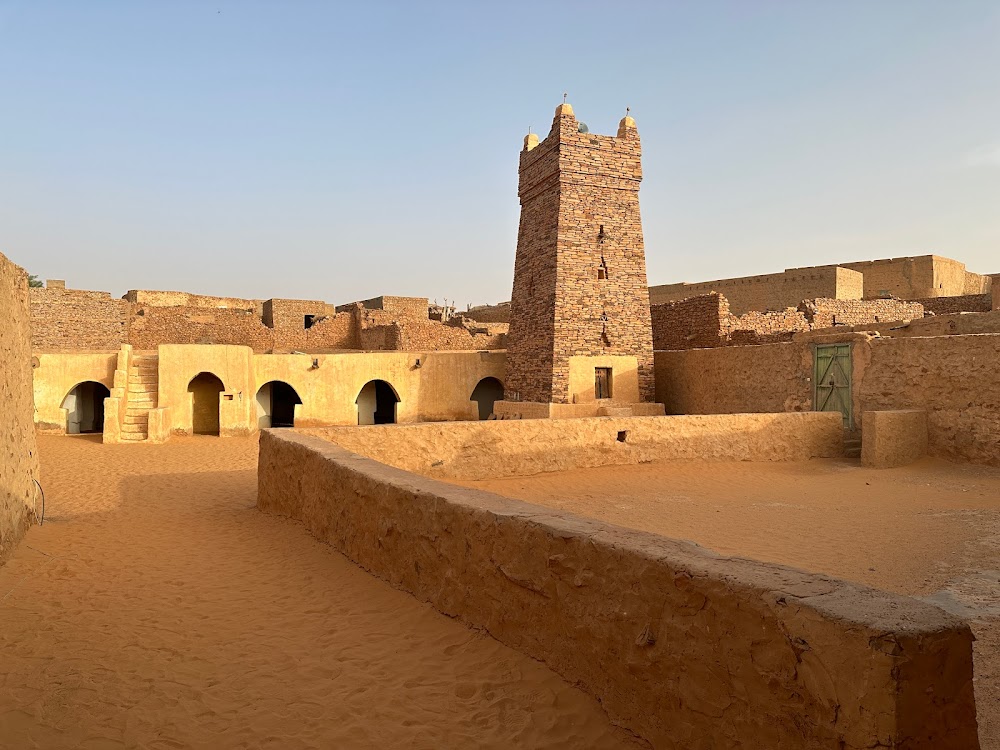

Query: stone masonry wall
[[912, 294, 992, 316], [0, 252, 40, 565], [258, 429, 979, 750], [464, 302, 511, 324], [649, 265, 862, 315], [123, 290, 258, 311], [29, 287, 128, 350], [651, 293, 922, 350], [507, 104, 654, 403]]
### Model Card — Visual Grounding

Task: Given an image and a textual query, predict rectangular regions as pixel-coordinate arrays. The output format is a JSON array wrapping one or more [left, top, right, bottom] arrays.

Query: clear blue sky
[[2, 1, 998, 306]]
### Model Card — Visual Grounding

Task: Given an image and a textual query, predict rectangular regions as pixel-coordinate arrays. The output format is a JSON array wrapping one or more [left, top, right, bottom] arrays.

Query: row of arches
[[58, 376, 505, 436]]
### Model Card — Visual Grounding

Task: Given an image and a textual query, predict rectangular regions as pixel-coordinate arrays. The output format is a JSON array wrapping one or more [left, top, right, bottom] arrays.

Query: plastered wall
[[31, 352, 117, 432], [655, 332, 1000, 467], [258, 430, 979, 750], [301, 412, 845, 481], [0, 253, 40, 564]]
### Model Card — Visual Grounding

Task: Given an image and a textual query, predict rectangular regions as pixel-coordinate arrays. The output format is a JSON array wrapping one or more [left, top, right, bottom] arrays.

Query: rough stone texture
[[464, 302, 511, 323], [651, 293, 923, 351], [258, 430, 980, 750], [29, 287, 128, 350], [649, 255, 991, 314], [301, 412, 843, 480], [654, 333, 1000, 467], [994, 283, 1000, 311], [0, 252, 40, 565], [650, 265, 862, 315], [913, 294, 992, 315], [123, 289, 258, 311], [861, 410, 929, 469], [506, 105, 655, 405], [334, 296, 428, 319], [30, 286, 503, 353]]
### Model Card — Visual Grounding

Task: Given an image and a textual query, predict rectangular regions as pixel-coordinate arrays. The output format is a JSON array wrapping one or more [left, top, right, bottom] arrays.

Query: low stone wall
[[258, 430, 979, 749], [0, 253, 40, 564], [913, 293, 992, 315], [301, 412, 844, 481]]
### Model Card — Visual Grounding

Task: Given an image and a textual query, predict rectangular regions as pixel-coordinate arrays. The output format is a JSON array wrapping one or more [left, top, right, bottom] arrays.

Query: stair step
[[121, 423, 147, 434], [124, 414, 149, 425], [128, 385, 157, 393], [120, 432, 147, 442]]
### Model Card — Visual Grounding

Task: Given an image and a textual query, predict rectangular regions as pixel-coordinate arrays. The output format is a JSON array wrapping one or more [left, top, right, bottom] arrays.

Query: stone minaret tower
[[498, 102, 658, 417]]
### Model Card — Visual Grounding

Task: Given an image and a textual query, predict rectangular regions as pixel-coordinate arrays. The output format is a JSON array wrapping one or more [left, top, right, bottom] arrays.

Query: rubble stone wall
[[29, 287, 128, 350]]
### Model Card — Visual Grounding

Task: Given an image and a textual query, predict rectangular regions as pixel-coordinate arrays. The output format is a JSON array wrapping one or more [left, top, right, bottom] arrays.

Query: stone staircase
[[122, 354, 159, 442]]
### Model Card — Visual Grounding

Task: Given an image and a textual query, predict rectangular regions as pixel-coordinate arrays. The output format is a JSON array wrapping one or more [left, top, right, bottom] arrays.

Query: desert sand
[[0, 435, 642, 750], [456, 456, 1000, 749]]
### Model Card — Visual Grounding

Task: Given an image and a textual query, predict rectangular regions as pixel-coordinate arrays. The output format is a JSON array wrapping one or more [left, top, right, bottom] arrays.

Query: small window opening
[[597, 268, 607, 280], [616, 430, 628, 443], [304, 314, 317, 329]]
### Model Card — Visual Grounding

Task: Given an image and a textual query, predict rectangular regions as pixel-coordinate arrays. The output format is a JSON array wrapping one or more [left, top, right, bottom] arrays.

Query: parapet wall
[[0, 253, 40, 564], [302, 412, 845, 480], [258, 429, 979, 749]]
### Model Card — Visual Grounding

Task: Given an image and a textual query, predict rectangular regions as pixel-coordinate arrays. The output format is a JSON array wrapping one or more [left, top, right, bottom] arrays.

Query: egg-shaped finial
[[523, 133, 539, 151]]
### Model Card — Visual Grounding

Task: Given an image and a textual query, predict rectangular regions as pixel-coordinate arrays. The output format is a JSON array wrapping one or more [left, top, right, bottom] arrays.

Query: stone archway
[[356, 380, 399, 425], [256, 381, 302, 428], [188, 372, 225, 435], [61, 381, 111, 434], [470, 377, 504, 420]]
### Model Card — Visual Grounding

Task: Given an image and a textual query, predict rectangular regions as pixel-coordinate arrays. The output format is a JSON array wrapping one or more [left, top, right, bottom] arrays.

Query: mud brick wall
[[127, 306, 274, 350], [0, 253, 40, 565], [259, 429, 979, 750], [29, 288, 128, 350], [507, 105, 654, 403], [802, 298, 924, 328], [912, 294, 991, 315]]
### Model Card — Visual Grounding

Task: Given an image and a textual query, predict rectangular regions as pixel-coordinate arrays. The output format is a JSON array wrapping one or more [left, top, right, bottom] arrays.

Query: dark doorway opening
[[256, 381, 302, 428], [357, 380, 400, 425], [188, 372, 225, 435], [470, 377, 504, 420], [595, 367, 613, 399], [62, 381, 111, 434]]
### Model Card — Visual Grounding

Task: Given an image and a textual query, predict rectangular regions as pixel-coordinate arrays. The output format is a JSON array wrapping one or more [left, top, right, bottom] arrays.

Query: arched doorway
[[61, 381, 111, 434], [188, 372, 225, 435], [256, 381, 302, 428], [356, 380, 399, 425], [470, 377, 504, 420]]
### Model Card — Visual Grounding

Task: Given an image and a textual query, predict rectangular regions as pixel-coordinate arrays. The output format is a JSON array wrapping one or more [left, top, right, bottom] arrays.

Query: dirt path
[[0, 435, 641, 750], [456, 456, 1000, 749]]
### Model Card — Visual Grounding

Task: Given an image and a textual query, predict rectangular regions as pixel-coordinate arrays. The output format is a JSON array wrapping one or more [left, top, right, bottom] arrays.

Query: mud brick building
[[500, 102, 659, 416]]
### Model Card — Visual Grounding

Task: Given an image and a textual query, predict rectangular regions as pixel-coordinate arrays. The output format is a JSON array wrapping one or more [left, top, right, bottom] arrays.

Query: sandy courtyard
[[0, 435, 642, 750], [455, 456, 1000, 749]]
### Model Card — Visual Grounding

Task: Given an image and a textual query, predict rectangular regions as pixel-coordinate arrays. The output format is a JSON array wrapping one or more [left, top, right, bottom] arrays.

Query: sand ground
[[455, 456, 1000, 749], [0, 435, 643, 750]]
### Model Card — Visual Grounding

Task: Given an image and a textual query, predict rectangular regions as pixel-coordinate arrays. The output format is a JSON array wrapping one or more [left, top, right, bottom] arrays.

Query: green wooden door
[[814, 344, 852, 429]]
